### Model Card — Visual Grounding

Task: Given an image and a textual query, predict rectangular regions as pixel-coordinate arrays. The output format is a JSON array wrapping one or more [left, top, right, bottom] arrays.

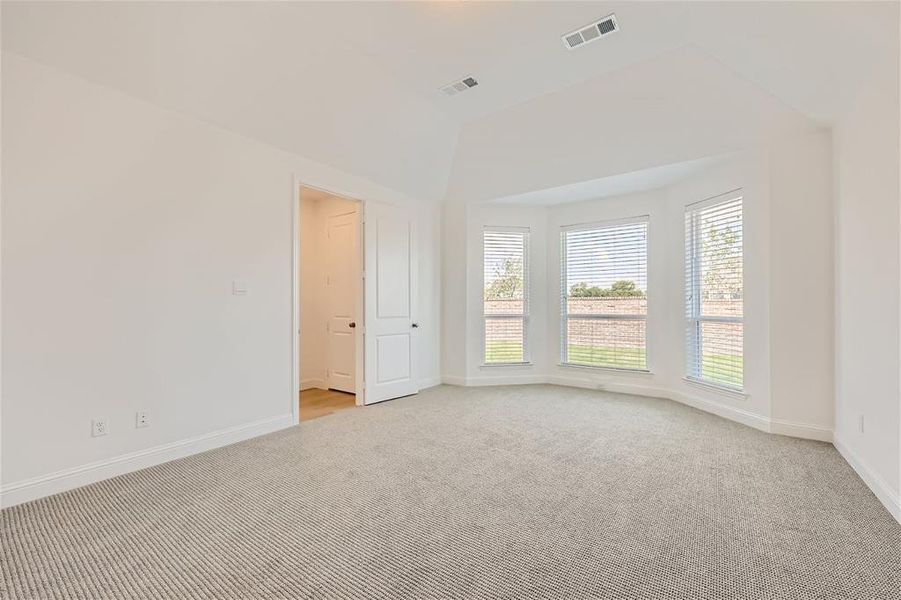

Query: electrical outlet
[[859, 414, 865, 434], [92, 417, 108, 437], [136, 410, 150, 428]]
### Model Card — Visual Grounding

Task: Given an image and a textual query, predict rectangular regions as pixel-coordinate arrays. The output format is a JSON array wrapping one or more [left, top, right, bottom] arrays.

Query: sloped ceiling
[[2, 2, 897, 203], [447, 45, 819, 202]]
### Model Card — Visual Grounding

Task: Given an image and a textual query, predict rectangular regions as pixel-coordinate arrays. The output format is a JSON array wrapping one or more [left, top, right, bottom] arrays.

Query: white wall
[[440, 201, 468, 383], [768, 132, 835, 433], [448, 134, 835, 442], [832, 49, 901, 519], [1, 54, 442, 505]]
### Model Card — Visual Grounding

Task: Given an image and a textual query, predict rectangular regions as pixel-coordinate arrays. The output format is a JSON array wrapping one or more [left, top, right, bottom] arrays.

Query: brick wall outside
[[484, 296, 742, 354]]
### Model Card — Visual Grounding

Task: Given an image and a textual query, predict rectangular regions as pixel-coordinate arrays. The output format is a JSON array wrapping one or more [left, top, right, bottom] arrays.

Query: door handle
[[411, 323, 419, 328], [349, 322, 356, 328]]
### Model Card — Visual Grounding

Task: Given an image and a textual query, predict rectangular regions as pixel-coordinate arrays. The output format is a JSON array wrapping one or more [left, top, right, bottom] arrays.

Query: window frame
[[559, 215, 650, 372], [684, 190, 744, 392], [481, 226, 531, 366]]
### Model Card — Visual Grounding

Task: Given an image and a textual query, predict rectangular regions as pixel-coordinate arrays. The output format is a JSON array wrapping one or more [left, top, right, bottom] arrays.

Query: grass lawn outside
[[566, 345, 646, 370], [700, 353, 743, 388], [484, 340, 525, 364]]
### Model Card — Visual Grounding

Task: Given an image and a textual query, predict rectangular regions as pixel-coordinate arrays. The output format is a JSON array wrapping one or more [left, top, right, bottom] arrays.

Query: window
[[483, 227, 529, 364], [685, 192, 743, 390], [560, 217, 648, 370]]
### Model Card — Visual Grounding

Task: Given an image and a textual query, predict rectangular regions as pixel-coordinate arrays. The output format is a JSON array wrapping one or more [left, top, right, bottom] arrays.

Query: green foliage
[[702, 225, 742, 298], [569, 279, 645, 298], [484, 257, 523, 300]]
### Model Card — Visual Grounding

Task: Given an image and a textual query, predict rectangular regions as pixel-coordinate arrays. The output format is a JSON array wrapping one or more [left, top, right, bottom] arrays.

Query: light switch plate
[[232, 281, 248, 296]]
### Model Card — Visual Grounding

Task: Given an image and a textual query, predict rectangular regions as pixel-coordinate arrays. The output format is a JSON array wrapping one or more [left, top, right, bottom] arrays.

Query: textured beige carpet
[[2, 384, 899, 599]]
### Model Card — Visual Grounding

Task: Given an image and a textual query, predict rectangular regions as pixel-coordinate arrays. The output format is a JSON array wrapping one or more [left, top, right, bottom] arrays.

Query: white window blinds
[[561, 217, 648, 370], [483, 227, 529, 364], [685, 192, 743, 390]]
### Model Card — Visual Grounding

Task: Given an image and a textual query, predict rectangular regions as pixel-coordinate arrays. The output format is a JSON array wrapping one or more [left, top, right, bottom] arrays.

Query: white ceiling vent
[[562, 14, 619, 50], [440, 76, 479, 97]]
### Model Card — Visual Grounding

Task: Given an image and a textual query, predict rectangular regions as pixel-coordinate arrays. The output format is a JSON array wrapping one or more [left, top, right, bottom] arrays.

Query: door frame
[[292, 176, 366, 425]]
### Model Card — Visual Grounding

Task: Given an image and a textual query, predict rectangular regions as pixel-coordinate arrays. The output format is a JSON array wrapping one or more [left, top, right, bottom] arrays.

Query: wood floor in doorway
[[299, 388, 356, 422]]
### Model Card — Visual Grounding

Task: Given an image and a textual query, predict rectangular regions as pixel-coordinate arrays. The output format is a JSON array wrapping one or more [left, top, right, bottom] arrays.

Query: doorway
[[298, 185, 362, 421]]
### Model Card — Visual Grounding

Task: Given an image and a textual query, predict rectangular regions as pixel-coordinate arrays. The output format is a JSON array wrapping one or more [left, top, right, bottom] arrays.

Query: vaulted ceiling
[[3, 1, 898, 202]]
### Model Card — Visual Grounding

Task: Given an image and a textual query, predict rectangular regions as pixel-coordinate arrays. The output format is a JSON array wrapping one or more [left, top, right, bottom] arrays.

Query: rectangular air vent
[[562, 14, 619, 50], [440, 75, 479, 97]]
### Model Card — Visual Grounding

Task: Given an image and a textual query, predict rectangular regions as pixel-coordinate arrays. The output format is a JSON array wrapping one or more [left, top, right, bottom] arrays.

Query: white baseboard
[[418, 377, 443, 390], [300, 378, 326, 391], [451, 373, 832, 443], [464, 374, 546, 386], [669, 388, 772, 434], [834, 436, 901, 524], [447, 374, 896, 523], [548, 374, 776, 434], [1, 414, 295, 509], [442, 375, 467, 386], [770, 418, 833, 442], [442, 374, 545, 386]]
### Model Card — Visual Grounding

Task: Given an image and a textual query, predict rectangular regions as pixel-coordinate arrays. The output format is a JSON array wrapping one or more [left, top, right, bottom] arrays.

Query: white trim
[[448, 374, 831, 442], [480, 362, 534, 368], [558, 362, 651, 375], [291, 175, 301, 425], [300, 378, 326, 391], [546, 375, 669, 399], [682, 376, 748, 400], [560, 213, 650, 232], [295, 178, 366, 408], [834, 436, 901, 524], [482, 225, 531, 234], [685, 188, 743, 211], [769, 418, 833, 442], [418, 377, 443, 390], [1, 414, 294, 508], [668, 387, 770, 433], [448, 374, 546, 387]]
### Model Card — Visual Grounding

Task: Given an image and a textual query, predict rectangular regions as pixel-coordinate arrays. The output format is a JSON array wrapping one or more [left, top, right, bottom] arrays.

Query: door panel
[[326, 212, 357, 393], [364, 202, 418, 404], [376, 333, 412, 383], [376, 218, 411, 318]]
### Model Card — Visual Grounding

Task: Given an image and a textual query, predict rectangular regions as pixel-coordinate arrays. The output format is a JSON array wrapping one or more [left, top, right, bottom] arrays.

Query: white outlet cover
[[92, 417, 108, 437], [136, 411, 150, 428]]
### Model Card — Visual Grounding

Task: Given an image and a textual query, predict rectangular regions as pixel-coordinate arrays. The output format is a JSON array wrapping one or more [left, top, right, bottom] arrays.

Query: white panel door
[[325, 211, 358, 393], [364, 202, 418, 404]]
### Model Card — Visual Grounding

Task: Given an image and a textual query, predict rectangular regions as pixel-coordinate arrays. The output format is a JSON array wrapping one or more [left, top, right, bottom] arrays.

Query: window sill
[[557, 363, 652, 375], [480, 362, 533, 369], [683, 377, 748, 400]]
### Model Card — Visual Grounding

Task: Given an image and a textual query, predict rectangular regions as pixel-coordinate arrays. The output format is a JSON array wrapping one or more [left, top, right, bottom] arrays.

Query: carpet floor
[[2, 384, 899, 599]]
